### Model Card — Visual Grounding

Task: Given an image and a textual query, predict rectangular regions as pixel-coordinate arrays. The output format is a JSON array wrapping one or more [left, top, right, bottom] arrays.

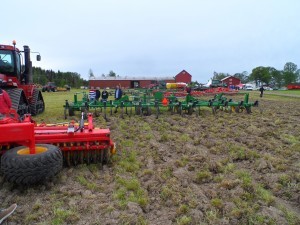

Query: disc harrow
[[0, 110, 115, 185]]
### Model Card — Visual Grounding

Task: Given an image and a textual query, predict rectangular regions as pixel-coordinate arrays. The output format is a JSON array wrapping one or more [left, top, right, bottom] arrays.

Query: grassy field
[[1, 89, 300, 225]]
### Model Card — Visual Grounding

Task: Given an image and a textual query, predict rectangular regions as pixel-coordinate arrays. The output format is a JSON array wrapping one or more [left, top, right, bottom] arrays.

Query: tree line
[[212, 62, 300, 88], [32, 67, 88, 88]]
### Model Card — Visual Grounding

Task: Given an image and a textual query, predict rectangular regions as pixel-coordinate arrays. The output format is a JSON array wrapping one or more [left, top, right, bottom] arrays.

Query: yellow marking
[[17, 146, 48, 155]]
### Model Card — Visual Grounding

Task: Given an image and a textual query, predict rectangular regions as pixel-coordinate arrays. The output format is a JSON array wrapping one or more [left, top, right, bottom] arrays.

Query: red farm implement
[[0, 111, 115, 185]]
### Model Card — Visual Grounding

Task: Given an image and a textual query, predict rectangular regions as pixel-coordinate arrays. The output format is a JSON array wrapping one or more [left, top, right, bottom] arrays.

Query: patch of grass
[[256, 185, 275, 206], [25, 211, 44, 224], [51, 207, 79, 225], [114, 176, 149, 208], [176, 215, 192, 225], [175, 155, 189, 167], [161, 185, 173, 201], [160, 133, 170, 142], [205, 209, 219, 224], [279, 205, 300, 225], [161, 167, 173, 180], [211, 198, 224, 210], [176, 204, 189, 215], [229, 145, 259, 161], [235, 170, 253, 190], [118, 150, 140, 173], [248, 214, 276, 225], [179, 134, 191, 142], [224, 163, 236, 173], [195, 170, 212, 184], [278, 174, 292, 187], [120, 139, 134, 147], [76, 175, 98, 190]]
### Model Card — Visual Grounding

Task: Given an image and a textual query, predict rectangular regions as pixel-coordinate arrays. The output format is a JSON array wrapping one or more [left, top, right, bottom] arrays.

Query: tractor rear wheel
[[1, 144, 63, 185]]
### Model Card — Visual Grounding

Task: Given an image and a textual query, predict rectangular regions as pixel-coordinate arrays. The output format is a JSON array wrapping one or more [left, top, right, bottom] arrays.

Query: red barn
[[175, 70, 192, 83], [221, 76, 241, 87]]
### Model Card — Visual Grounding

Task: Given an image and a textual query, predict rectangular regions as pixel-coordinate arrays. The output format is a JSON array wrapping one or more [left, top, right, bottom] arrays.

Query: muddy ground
[[1, 94, 300, 225]]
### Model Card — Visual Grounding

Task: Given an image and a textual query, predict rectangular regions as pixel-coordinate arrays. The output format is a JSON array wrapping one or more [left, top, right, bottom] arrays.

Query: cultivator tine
[[100, 150, 104, 164], [86, 151, 90, 165], [73, 151, 78, 166], [66, 151, 71, 167], [130, 105, 132, 117], [121, 102, 124, 119], [110, 100, 113, 115], [80, 151, 84, 164], [92, 150, 98, 163]]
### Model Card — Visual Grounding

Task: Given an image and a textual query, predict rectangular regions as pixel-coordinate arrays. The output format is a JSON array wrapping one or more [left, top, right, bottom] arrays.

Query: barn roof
[[221, 76, 240, 81], [175, 70, 192, 77]]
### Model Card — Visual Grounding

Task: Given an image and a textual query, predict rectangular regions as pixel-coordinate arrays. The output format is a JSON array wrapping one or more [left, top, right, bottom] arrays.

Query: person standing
[[0, 87, 12, 114], [101, 87, 109, 101], [89, 87, 96, 102], [95, 87, 101, 101], [259, 86, 264, 98], [114, 85, 123, 100], [114, 85, 123, 113]]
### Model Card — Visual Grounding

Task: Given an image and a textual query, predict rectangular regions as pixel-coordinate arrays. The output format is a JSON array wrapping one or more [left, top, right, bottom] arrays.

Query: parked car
[[264, 86, 273, 91], [244, 85, 254, 91]]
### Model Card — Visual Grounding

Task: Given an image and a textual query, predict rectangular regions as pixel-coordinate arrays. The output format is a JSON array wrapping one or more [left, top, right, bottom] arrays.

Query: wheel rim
[[17, 146, 48, 155]]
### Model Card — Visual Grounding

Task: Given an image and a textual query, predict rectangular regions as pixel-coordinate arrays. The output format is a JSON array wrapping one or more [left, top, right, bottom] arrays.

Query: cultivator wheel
[[1, 144, 63, 185]]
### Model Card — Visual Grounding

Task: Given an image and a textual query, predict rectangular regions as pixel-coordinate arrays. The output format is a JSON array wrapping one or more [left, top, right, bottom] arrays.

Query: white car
[[244, 85, 254, 91], [264, 87, 273, 91]]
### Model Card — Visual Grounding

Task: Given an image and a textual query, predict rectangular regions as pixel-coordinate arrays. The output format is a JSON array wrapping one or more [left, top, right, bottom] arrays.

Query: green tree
[[271, 69, 283, 88], [249, 66, 272, 85], [234, 71, 249, 83], [283, 62, 298, 85], [108, 70, 116, 77], [213, 72, 228, 80]]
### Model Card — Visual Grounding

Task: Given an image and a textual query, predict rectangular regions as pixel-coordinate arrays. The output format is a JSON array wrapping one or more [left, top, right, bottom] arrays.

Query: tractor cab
[[0, 41, 44, 116], [0, 42, 41, 87], [0, 45, 22, 86]]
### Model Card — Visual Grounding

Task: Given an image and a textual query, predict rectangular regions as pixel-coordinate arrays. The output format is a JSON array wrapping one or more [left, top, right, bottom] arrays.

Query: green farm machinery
[[64, 91, 259, 119]]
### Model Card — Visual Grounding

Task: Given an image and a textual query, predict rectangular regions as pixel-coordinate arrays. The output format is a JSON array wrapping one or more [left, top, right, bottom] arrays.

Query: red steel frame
[[0, 113, 114, 155]]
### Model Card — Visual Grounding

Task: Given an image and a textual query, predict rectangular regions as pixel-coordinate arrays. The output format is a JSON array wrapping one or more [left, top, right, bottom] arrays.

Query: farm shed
[[221, 76, 241, 87]]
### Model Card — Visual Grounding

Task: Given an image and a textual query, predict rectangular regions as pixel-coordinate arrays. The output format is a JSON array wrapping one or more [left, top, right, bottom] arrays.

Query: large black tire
[[1, 144, 63, 185]]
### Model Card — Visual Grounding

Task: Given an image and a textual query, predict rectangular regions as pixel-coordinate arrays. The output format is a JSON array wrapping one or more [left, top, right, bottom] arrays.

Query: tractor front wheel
[[1, 144, 63, 185]]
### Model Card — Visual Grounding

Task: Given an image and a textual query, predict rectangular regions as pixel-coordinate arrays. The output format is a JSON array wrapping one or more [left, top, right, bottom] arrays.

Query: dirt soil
[[1, 95, 300, 225]]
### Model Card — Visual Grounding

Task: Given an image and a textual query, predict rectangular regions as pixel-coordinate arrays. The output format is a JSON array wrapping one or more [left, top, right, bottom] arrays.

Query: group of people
[[88, 85, 123, 102]]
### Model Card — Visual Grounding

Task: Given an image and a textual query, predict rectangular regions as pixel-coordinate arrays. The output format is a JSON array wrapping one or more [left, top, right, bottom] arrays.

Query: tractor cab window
[[15, 52, 22, 79], [0, 50, 14, 74]]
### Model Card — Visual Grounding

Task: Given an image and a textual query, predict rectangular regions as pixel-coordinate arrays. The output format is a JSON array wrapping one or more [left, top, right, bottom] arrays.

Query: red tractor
[[0, 111, 115, 185], [0, 41, 45, 116]]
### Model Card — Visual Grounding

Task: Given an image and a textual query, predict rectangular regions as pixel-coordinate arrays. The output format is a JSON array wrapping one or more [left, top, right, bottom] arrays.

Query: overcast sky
[[2, 0, 300, 83]]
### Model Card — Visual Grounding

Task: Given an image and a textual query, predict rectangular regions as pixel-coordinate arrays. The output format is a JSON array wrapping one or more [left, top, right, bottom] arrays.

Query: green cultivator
[[64, 91, 258, 119]]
